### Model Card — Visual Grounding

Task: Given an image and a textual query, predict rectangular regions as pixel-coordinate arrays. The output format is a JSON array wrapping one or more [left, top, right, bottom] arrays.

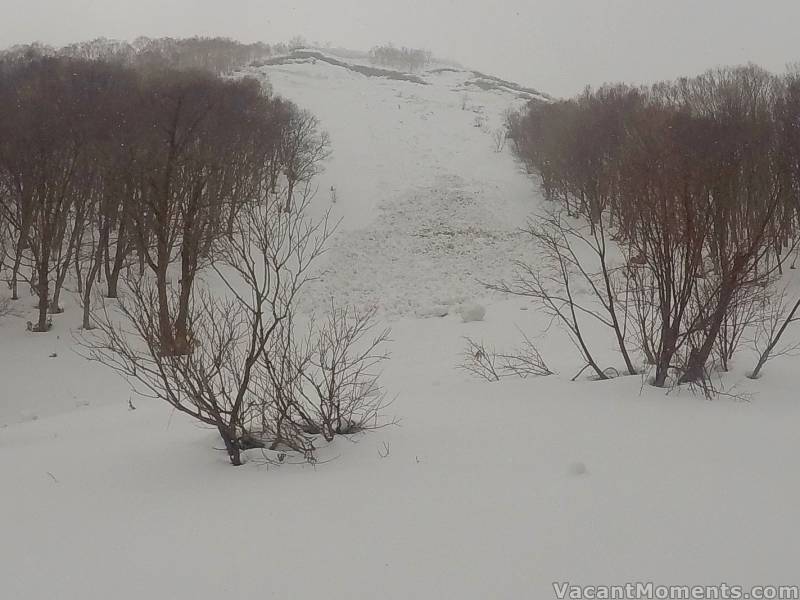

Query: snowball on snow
[[459, 303, 486, 322], [568, 462, 588, 476]]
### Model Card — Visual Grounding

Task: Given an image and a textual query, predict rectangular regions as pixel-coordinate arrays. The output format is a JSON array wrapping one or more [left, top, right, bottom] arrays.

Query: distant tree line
[[368, 44, 432, 72], [0, 36, 273, 75], [503, 65, 800, 388]]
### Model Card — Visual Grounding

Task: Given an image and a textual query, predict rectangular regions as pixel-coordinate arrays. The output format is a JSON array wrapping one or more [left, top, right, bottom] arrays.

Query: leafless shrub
[[460, 338, 502, 382], [486, 211, 636, 380], [461, 334, 552, 382], [496, 331, 553, 378], [298, 304, 393, 441]]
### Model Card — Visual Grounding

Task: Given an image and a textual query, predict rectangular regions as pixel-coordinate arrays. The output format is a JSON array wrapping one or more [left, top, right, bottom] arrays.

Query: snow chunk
[[459, 303, 486, 323], [416, 305, 450, 318], [568, 461, 588, 476]]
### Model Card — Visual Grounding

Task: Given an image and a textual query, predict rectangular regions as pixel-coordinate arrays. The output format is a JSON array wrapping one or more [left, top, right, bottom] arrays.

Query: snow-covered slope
[[250, 56, 542, 316], [2, 54, 800, 600]]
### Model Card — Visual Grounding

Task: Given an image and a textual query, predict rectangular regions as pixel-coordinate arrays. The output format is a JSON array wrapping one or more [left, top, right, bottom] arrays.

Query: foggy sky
[[1, 0, 798, 98]]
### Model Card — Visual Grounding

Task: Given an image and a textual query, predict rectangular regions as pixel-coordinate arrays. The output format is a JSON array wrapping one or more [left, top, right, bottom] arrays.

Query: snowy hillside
[[248, 53, 544, 316], [2, 52, 800, 600]]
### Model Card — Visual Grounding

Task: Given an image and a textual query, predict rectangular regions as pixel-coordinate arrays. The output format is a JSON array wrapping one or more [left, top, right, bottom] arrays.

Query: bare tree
[[0, 58, 93, 331], [121, 72, 283, 354], [80, 186, 327, 464], [749, 286, 800, 379], [488, 211, 636, 380], [278, 106, 330, 212]]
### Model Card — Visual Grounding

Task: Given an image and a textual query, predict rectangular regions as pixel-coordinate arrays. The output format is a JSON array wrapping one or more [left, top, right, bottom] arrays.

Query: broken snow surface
[[2, 56, 800, 599]]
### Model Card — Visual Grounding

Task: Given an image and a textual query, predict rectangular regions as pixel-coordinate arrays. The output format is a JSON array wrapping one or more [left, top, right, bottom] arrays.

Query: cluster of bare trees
[[1, 36, 273, 76], [82, 189, 391, 466], [368, 44, 432, 72], [506, 65, 800, 387], [0, 54, 381, 463], [0, 55, 323, 335]]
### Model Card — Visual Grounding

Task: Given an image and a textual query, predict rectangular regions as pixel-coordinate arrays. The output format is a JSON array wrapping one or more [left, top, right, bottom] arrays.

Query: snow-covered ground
[[2, 56, 800, 599]]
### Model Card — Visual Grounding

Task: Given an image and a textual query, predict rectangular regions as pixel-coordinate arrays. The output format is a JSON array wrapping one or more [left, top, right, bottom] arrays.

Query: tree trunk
[[679, 283, 736, 384], [104, 222, 126, 298], [74, 249, 83, 294], [35, 251, 50, 332], [50, 242, 76, 314], [173, 220, 198, 355], [81, 239, 105, 330], [155, 260, 175, 355], [106, 269, 120, 298], [599, 247, 637, 375], [106, 267, 121, 298], [173, 290, 192, 355], [218, 424, 242, 466], [285, 178, 295, 213], [49, 280, 65, 314], [653, 325, 678, 387], [10, 243, 23, 300]]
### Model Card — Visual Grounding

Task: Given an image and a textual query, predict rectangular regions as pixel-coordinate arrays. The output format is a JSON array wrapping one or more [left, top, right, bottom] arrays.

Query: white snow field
[[2, 56, 800, 599]]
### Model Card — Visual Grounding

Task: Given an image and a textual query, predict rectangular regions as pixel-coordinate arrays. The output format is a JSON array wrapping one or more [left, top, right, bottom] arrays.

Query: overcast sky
[[1, 0, 798, 97]]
